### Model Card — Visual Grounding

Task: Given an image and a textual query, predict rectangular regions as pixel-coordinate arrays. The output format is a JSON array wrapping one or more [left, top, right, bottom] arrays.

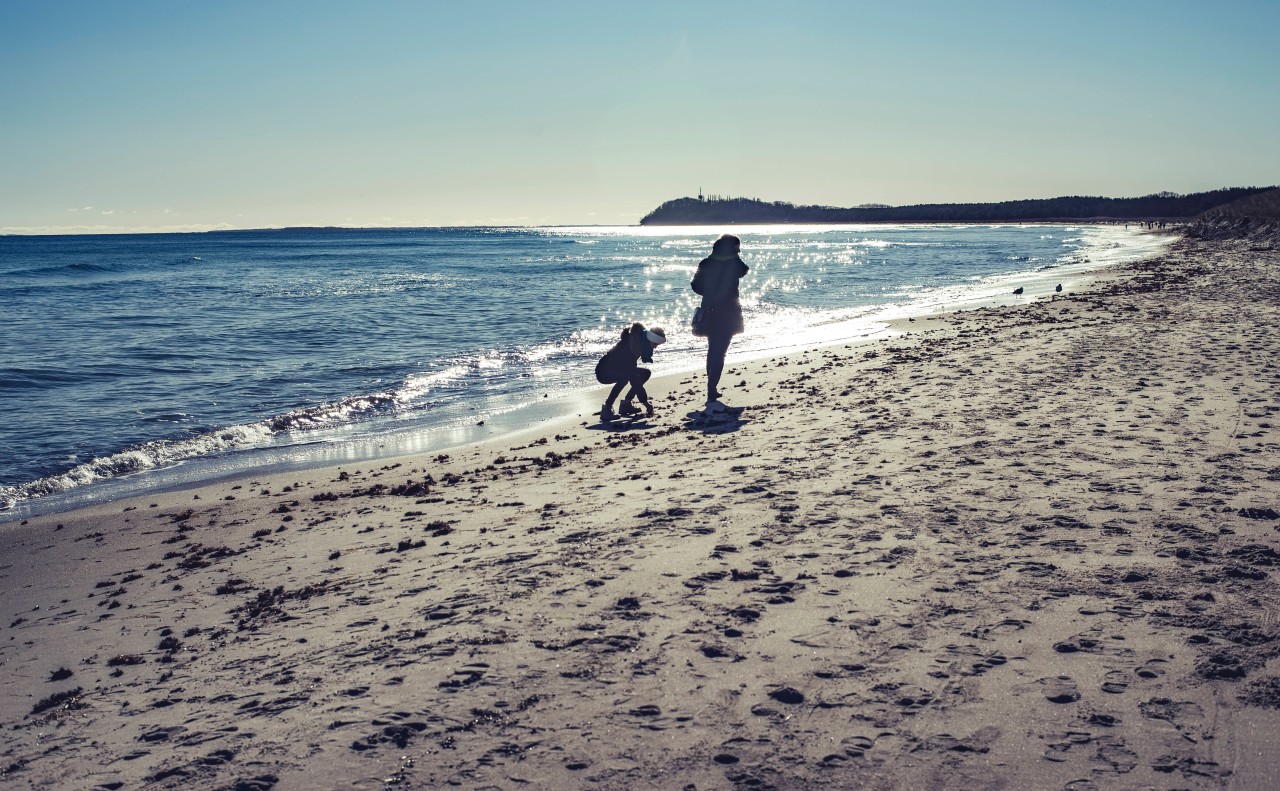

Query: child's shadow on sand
[[588, 418, 656, 432], [586, 408, 748, 435]]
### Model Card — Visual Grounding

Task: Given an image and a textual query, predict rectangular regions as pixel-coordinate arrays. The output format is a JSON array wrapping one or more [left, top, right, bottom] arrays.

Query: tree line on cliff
[[1188, 187, 1280, 242], [639, 187, 1275, 225]]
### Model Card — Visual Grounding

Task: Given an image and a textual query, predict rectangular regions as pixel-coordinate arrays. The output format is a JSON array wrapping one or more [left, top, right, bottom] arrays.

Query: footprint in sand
[[1054, 632, 1104, 654], [1100, 670, 1130, 694], [1042, 731, 1094, 762], [969, 653, 1008, 675], [1040, 676, 1081, 704], [1094, 742, 1138, 773], [768, 687, 806, 705], [841, 735, 875, 758]]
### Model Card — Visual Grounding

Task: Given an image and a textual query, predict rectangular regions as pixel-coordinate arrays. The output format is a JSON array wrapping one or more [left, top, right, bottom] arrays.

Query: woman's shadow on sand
[[681, 406, 748, 435]]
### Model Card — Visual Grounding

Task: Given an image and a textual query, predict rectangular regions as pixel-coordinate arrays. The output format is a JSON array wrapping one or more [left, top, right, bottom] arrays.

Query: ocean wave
[[0, 423, 273, 509], [396, 366, 469, 403], [5, 254, 213, 280], [141, 412, 194, 423], [0, 367, 88, 389], [0, 392, 403, 510], [659, 238, 719, 249], [6, 260, 118, 278], [264, 393, 398, 431]]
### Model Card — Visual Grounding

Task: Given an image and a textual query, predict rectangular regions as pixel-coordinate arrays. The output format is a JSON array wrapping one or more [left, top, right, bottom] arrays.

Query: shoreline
[[1, 226, 1173, 524], [5, 232, 1277, 789]]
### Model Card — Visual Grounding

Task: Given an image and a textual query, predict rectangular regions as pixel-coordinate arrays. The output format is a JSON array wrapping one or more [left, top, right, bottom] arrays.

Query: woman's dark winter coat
[[691, 253, 749, 337]]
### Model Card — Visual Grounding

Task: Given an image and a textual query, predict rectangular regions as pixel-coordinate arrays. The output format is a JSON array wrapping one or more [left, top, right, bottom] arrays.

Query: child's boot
[[600, 403, 616, 423]]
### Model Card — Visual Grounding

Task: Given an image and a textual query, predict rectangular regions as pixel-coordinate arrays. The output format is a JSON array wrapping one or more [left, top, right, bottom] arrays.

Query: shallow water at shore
[[0, 224, 1170, 518]]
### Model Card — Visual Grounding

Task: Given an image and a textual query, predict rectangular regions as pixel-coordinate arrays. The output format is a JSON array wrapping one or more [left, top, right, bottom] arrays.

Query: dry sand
[[2, 233, 1279, 790]]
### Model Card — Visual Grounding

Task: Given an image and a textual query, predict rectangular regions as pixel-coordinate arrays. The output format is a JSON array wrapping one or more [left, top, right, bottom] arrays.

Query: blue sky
[[2, 0, 1277, 232]]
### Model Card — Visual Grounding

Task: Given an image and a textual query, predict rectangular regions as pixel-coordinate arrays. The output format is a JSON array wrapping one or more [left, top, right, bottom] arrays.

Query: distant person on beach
[[691, 234, 749, 414], [596, 323, 666, 422]]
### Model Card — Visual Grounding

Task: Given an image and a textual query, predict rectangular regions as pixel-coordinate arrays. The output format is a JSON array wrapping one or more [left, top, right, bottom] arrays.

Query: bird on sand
[[1012, 286, 1024, 296]]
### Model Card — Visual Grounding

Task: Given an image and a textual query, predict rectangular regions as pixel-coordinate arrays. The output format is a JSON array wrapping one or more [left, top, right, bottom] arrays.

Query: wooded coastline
[[640, 186, 1277, 225]]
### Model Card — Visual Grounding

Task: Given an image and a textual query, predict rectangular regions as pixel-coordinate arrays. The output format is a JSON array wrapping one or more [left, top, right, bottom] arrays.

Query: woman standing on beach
[[691, 234, 749, 414]]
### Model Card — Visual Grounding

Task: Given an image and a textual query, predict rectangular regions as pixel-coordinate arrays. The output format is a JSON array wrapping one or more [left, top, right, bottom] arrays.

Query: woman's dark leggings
[[605, 367, 651, 406], [706, 332, 732, 399]]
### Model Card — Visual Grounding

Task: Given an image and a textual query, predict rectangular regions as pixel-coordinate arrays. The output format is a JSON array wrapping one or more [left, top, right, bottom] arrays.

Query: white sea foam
[[0, 423, 272, 508], [0, 393, 407, 510], [396, 365, 469, 403]]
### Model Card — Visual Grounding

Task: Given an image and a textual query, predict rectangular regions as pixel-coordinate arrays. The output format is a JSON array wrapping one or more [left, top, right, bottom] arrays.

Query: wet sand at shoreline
[[3, 233, 1279, 790]]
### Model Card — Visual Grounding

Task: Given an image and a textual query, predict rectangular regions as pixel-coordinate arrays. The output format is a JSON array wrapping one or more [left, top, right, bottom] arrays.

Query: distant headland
[[639, 187, 1276, 225]]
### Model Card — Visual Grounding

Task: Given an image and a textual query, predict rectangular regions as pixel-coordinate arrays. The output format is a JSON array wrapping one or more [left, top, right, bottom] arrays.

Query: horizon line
[[2, 217, 1178, 239], [0, 222, 630, 238]]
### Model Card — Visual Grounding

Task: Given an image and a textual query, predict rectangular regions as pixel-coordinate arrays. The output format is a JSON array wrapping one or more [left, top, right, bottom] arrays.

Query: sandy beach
[[3, 231, 1279, 790]]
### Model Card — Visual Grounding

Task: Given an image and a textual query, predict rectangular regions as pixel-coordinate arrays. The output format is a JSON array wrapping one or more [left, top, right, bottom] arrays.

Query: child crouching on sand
[[596, 323, 666, 422]]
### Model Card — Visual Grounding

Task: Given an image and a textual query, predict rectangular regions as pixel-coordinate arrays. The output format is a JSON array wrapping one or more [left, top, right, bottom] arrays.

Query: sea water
[[0, 224, 1169, 518]]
